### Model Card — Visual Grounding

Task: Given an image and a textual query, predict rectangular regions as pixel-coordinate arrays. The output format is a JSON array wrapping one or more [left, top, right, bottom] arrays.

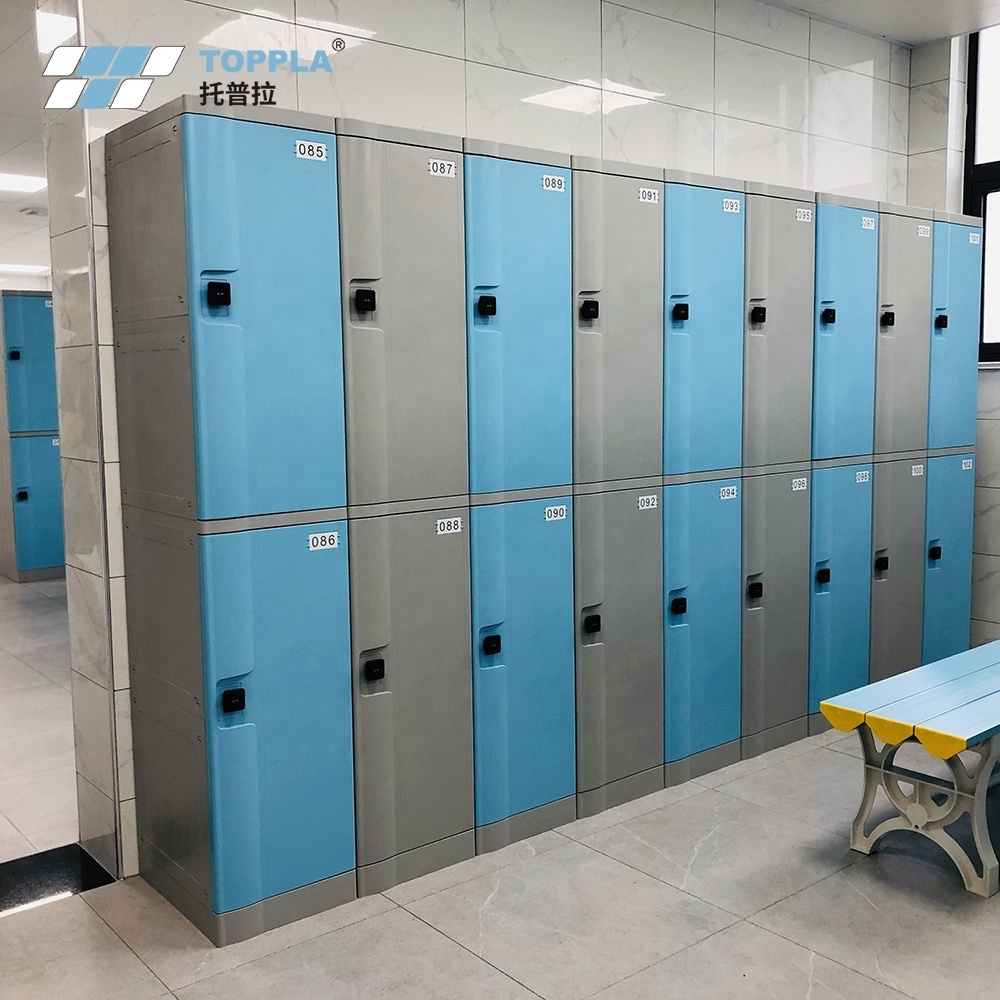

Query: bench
[[821, 642, 1000, 897]]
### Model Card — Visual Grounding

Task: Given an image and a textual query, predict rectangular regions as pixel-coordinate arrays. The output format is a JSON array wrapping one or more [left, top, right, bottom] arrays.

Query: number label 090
[[545, 505, 568, 521]]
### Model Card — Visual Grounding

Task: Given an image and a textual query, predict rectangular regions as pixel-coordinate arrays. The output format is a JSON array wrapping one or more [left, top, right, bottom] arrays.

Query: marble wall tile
[[466, 63, 603, 156], [808, 64, 883, 148], [72, 669, 114, 799], [602, 99, 714, 172], [89, 135, 107, 229], [603, 4, 714, 113], [296, 26, 465, 135], [65, 564, 110, 689], [945, 146, 964, 214], [715, 117, 808, 188], [44, 113, 89, 239], [607, 0, 714, 31], [119, 796, 138, 877], [104, 461, 124, 579], [61, 457, 106, 577], [809, 19, 890, 81], [908, 81, 950, 155], [296, 0, 465, 58], [93, 227, 113, 347], [465, 0, 602, 84], [910, 39, 951, 87], [109, 576, 129, 691], [973, 552, 1000, 623], [55, 345, 99, 462], [889, 43, 911, 88], [978, 371, 1000, 420], [715, 0, 808, 58], [114, 688, 134, 800], [808, 137, 887, 201], [974, 486, 1000, 556], [194, 0, 294, 20], [977, 418, 1000, 486], [887, 152, 907, 203], [49, 226, 94, 348], [952, 35, 969, 85], [948, 74, 968, 151], [98, 346, 118, 463], [77, 771, 117, 875], [906, 148, 947, 211], [888, 83, 909, 155], [715, 36, 809, 132]]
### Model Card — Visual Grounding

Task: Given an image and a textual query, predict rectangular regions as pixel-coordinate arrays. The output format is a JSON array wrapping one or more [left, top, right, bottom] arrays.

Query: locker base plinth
[[476, 797, 576, 855], [576, 765, 664, 820], [140, 844, 357, 948], [0, 564, 64, 584], [665, 741, 741, 787], [809, 713, 834, 736], [357, 830, 475, 897], [741, 718, 808, 759]]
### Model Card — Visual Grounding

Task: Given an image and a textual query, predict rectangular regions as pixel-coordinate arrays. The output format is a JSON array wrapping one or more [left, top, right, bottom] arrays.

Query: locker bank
[[98, 97, 982, 946]]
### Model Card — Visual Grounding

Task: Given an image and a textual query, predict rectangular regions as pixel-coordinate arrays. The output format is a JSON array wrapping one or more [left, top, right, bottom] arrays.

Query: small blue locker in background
[[812, 198, 879, 461], [929, 217, 983, 450], [809, 463, 874, 713]]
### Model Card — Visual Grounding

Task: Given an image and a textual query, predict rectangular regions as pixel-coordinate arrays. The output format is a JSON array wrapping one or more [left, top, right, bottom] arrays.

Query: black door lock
[[206, 281, 231, 307], [875, 556, 890, 573], [580, 299, 599, 320], [670, 597, 687, 615], [221, 687, 245, 713], [929, 545, 943, 560], [935, 314, 949, 329], [750, 305, 767, 325], [747, 581, 763, 600], [672, 303, 690, 322], [816, 568, 831, 584], [355, 288, 376, 314], [881, 311, 896, 327], [477, 294, 497, 317], [583, 613, 602, 634], [483, 634, 502, 655], [8, 350, 20, 361], [16, 490, 28, 501], [363, 658, 385, 682], [821, 308, 837, 324]]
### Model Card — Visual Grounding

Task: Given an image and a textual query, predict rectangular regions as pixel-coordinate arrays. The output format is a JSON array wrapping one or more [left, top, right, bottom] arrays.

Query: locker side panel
[[741, 470, 811, 736], [10, 435, 64, 571], [183, 115, 346, 519], [466, 156, 572, 493], [744, 195, 815, 467], [875, 214, 932, 454], [870, 459, 926, 680], [928, 223, 982, 449], [200, 521, 355, 913], [470, 497, 575, 826], [809, 464, 873, 712], [350, 506, 474, 868], [575, 487, 663, 795], [665, 185, 744, 475], [812, 205, 878, 460], [923, 454, 975, 662], [3, 294, 58, 433], [664, 478, 742, 761], [340, 137, 469, 507]]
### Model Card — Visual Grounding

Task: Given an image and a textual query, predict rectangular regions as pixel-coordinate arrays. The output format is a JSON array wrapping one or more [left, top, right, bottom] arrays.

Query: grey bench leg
[[850, 726, 1000, 898]]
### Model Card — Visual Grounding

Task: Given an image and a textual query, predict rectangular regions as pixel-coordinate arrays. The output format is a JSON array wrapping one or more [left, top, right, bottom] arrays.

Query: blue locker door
[[812, 205, 878, 460], [199, 521, 354, 914], [664, 477, 742, 761], [664, 185, 745, 475], [3, 294, 57, 433], [923, 454, 975, 662], [10, 435, 63, 571], [809, 464, 873, 712], [929, 223, 983, 449], [470, 496, 575, 826], [182, 115, 346, 519], [465, 155, 572, 494]]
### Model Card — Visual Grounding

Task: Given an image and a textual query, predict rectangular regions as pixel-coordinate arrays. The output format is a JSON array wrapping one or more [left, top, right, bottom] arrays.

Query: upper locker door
[[573, 160, 663, 486], [182, 115, 346, 519], [466, 145, 572, 494], [2, 294, 58, 434], [875, 206, 933, 455], [812, 199, 879, 460], [923, 454, 975, 663], [928, 217, 983, 450], [664, 177, 745, 476], [744, 185, 815, 469], [338, 123, 469, 508]]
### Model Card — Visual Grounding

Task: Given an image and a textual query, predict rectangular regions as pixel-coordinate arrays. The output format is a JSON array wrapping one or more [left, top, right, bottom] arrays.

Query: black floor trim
[[0, 844, 115, 914]]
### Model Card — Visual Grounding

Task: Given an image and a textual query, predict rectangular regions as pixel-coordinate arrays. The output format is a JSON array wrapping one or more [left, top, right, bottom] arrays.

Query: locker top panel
[[878, 201, 933, 220], [336, 117, 461, 152], [664, 168, 746, 192], [104, 95, 334, 151], [933, 210, 983, 227], [816, 192, 879, 212], [572, 155, 661, 182], [745, 180, 814, 202], [465, 138, 570, 168]]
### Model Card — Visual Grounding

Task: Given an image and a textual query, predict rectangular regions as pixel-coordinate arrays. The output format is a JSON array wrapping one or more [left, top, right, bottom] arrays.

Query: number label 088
[[436, 517, 463, 535]]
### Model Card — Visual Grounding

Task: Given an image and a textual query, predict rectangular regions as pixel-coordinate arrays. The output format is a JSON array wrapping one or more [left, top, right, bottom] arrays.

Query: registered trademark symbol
[[331, 37, 346, 51]]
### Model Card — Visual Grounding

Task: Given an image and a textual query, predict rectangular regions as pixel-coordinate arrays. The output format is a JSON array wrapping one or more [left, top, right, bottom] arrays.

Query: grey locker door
[[575, 487, 664, 795], [744, 195, 815, 468], [870, 459, 926, 680], [742, 471, 811, 736], [875, 214, 933, 455], [338, 136, 469, 507], [573, 171, 664, 485], [350, 506, 474, 868]]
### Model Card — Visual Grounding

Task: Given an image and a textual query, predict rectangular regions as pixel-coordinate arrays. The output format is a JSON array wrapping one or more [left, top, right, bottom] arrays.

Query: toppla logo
[[43, 46, 184, 110]]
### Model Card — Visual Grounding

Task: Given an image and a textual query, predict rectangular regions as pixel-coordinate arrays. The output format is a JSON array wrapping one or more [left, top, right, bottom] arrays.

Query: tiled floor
[[0, 576, 76, 864], [4, 726, 1000, 999]]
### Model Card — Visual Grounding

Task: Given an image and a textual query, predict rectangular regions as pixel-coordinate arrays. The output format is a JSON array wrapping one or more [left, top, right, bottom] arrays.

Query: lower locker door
[[10, 435, 63, 571]]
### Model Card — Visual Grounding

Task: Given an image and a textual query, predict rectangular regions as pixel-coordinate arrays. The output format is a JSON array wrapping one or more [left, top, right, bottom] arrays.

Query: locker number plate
[[918, 225, 932, 238], [51, 437, 59, 446], [964, 459, 974, 470], [308, 531, 339, 551], [862, 216, 876, 230], [791, 477, 808, 491], [796, 208, 813, 223], [720, 485, 739, 500], [545, 505, 568, 521], [637, 494, 658, 510], [428, 158, 457, 178], [295, 140, 327, 161], [723, 198, 741, 213], [436, 516, 463, 535], [638, 187, 660, 204], [971, 233, 982, 244], [856, 470, 870, 483], [542, 174, 566, 192], [912, 464, 925, 477]]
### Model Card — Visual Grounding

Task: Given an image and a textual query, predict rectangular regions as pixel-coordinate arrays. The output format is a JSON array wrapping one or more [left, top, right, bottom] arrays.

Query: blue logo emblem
[[43, 46, 184, 110]]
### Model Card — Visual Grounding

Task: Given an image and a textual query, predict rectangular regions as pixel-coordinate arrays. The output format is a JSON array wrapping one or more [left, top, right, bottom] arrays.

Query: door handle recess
[[583, 613, 602, 634], [672, 302, 690, 322], [670, 597, 687, 615], [881, 311, 895, 327], [747, 581, 763, 601], [363, 658, 385, 682], [580, 299, 599, 320], [750, 305, 767, 325], [477, 294, 497, 317], [821, 308, 837, 325], [816, 568, 831, 584], [935, 314, 949, 329], [482, 634, 501, 655]]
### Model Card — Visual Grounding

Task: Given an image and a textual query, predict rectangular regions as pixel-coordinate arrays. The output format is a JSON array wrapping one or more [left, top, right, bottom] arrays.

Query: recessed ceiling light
[[0, 265, 50, 274], [0, 174, 47, 194], [35, 12, 77, 55]]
